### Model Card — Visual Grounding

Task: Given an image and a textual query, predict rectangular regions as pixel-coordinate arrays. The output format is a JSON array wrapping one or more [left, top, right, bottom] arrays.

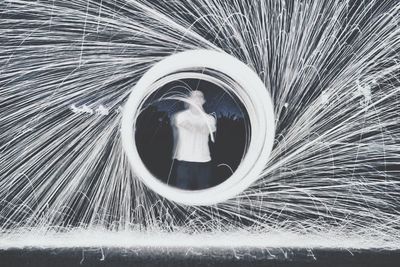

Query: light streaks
[[0, 0, 400, 249], [121, 50, 275, 206]]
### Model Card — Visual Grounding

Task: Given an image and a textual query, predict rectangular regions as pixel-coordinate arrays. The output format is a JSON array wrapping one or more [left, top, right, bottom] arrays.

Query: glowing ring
[[121, 50, 275, 206]]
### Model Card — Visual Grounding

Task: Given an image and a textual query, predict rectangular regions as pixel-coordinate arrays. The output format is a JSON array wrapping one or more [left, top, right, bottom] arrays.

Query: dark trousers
[[174, 160, 212, 190]]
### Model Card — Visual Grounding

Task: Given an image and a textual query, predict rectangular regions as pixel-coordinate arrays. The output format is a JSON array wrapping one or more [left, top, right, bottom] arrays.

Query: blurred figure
[[171, 91, 216, 190]]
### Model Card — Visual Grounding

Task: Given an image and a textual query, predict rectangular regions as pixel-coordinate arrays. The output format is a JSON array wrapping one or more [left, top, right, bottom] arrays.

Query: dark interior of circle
[[135, 78, 250, 190]]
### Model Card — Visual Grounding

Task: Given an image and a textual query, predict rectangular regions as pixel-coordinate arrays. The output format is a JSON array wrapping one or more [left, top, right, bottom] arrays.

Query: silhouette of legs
[[175, 160, 192, 190], [194, 162, 212, 190], [175, 160, 213, 190]]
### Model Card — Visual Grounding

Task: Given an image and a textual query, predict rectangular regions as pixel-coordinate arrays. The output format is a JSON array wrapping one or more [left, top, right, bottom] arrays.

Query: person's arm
[[209, 116, 217, 143], [210, 116, 217, 133]]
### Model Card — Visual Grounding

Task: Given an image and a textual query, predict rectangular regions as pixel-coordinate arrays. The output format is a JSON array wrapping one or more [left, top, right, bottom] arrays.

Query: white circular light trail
[[121, 49, 275, 206]]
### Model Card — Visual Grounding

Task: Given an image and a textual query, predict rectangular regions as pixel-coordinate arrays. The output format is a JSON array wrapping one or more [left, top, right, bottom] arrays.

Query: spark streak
[[0, 0, 400, 249]]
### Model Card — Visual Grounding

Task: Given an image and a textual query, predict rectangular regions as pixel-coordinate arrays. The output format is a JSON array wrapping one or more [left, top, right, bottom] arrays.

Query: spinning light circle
[[121, 50, 275, 206]]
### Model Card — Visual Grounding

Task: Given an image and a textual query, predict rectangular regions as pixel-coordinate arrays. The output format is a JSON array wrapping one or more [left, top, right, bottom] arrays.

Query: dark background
[[2, 248, 400, 267]]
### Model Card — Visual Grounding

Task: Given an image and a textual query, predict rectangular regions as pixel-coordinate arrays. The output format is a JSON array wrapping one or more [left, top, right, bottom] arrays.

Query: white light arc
[[121, 49, 275, 206]]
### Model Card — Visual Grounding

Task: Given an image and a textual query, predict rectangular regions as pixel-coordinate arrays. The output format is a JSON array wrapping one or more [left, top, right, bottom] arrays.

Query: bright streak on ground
[[1, 229, 399, 250]]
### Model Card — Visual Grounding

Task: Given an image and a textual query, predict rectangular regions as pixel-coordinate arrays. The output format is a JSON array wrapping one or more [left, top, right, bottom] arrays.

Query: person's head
[[185, 90, 205, 109]]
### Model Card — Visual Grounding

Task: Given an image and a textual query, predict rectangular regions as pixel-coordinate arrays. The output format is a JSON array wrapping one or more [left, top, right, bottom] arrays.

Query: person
[[171, 91, 216, 190]]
